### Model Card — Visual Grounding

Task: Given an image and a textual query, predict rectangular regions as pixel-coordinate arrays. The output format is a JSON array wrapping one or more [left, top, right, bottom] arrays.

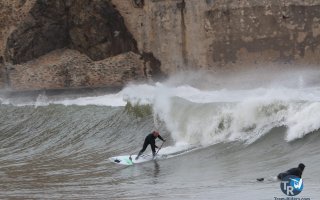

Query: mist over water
[[1, 68, 320, 199]]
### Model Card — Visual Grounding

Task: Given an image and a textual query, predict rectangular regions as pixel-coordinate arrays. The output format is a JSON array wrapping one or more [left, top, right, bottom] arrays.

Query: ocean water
[[1, 70, 320, 199]]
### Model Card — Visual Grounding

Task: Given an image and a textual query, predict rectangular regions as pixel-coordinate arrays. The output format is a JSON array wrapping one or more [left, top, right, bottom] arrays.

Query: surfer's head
[[153, 131, 159, 136], [298, 163, 305, 171]]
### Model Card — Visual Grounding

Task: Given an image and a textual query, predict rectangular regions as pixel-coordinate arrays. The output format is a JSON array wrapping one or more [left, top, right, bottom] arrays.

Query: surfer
[[257, 163, 305, 182], [277, 163, 305, 180], [135, 131, 165, 160]]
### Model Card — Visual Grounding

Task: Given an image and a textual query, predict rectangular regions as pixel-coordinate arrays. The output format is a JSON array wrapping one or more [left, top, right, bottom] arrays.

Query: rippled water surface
[[1, 74, 320, 199]]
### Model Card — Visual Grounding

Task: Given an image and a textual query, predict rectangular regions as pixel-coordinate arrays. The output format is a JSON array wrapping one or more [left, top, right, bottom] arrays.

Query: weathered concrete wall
[[8, 49, 145, 91], [206, 3, 320, 67], [113, 0, 320, 71]]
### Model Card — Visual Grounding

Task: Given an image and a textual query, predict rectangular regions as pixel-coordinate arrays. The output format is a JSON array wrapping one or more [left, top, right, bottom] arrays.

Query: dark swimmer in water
[[257, 163, 305, 182]]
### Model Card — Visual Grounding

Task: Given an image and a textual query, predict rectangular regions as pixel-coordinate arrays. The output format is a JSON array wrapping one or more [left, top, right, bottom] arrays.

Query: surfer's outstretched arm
[[157, 135, 165, 142]]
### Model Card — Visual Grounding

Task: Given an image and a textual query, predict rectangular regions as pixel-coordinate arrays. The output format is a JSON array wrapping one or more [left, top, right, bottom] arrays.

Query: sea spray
[[286, 102, 320, 141], [2, 70, 320, 145]]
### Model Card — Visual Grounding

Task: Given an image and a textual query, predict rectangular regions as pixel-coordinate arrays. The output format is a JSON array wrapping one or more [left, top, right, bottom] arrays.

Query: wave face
[[1, 69, 320, 199]]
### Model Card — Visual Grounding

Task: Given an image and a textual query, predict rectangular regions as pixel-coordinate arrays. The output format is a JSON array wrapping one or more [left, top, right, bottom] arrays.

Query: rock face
[[1, 0, 320, 91], [1, 0, 152, 91], [8, 49, 145, 91], [0, 56, 4, 89], [5, 0, 138, 64], [206, 3, 320, 66], [5, 0, 69, 64], [68, 0, 138, 61], [113, 0, 320, 71]]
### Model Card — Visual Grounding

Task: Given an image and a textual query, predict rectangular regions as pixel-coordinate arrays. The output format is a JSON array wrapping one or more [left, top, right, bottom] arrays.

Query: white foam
[[144, 85, 320, 145], [54, 93, 126, 107], [2, 70, 320, 144], [286, 102, 320, 141]]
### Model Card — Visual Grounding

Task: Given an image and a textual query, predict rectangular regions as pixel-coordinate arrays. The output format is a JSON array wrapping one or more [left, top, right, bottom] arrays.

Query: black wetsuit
[[137, 133, 164, 157], [277, 164, 305, 180]]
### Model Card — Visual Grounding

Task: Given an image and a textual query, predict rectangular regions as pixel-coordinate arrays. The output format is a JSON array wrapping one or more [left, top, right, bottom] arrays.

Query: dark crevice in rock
[[68, 0, 138, 61], [18, 0, 27, 7], [132, 0, 144, 8], [177, 0, 188, 66], [0, 56, 4, 89], [141, 52, 166, 81]]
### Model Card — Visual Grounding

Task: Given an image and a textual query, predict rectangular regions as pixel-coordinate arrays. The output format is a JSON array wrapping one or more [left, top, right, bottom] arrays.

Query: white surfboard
[[109, 154, 166, 165]]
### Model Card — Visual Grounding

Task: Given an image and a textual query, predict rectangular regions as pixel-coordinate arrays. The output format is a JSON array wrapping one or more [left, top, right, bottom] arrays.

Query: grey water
[[0, 102, 319, 200]]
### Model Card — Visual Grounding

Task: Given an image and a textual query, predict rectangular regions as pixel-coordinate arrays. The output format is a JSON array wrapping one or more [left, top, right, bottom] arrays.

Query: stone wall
[[206, 3, 320, 67], [8, 49, 145, 91], [113, 0, 320, 71]]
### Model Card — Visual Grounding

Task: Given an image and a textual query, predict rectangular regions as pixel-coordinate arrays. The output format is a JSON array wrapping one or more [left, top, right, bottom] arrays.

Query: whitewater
[[1, 69, 320, 199]]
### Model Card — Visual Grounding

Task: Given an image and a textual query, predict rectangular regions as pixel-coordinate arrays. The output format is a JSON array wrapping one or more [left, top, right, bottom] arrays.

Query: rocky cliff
[[0, 0, 161, 91], [114, 0, 320, 72], [1, 0, 320, 91]]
